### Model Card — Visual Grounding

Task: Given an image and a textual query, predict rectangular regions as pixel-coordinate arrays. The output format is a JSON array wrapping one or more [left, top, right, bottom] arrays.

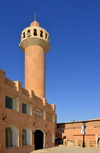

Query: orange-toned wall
[[25, 45, 45, 98], [0, 69, 56, 153], [57, 121, 100, 148]]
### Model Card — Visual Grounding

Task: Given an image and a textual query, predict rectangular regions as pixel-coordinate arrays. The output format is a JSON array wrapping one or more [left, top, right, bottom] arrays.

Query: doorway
[[34, 130, 44, 150], [98, 138, 100, 148]]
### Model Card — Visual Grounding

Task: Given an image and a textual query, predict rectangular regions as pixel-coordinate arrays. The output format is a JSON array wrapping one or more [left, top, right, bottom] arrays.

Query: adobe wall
[[0, 69, 56, 153]]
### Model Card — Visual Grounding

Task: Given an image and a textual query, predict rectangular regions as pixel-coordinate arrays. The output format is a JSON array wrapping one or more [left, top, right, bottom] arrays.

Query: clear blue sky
[[0, 0, 100, 123]]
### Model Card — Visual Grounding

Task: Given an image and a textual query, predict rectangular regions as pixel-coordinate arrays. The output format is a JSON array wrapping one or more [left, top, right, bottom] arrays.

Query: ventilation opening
[[33, 29, 37, 36], [40, 30, 43, 37]]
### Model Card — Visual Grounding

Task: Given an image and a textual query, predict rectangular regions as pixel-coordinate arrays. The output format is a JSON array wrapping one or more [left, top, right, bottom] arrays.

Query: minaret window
[[40, 30, 43, 37], [23, 32, 25, 38], [33, 29, 37, 36], [45, 33, 47, 39], [27, 30, 31, 37]]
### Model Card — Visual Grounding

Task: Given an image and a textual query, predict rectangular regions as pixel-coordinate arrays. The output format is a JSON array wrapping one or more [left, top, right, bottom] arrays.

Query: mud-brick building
[[0, 19, 56, 153], [56, 119, 100, 148]]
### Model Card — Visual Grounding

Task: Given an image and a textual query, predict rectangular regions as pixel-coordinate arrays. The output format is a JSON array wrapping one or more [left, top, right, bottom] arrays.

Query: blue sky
[[0, 0, 100, 123]]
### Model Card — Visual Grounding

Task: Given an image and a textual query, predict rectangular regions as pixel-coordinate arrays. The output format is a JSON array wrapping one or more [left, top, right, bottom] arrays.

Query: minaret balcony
[[20, 26, 50, 52]]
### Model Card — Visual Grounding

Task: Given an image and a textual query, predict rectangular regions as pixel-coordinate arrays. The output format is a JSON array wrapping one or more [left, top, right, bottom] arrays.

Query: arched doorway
[[34, 130, 44, 150], [98, 137, 100, 148]]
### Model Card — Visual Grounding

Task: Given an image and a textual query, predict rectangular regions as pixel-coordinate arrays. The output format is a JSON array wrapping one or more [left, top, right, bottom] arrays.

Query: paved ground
[[31, 146, 100, 153]]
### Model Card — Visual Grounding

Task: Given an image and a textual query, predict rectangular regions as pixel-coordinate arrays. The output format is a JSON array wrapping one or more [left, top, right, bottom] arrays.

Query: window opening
[[45, 33, 47, 39], [40, 30, 43, 37], [27, 30, 31, 37], [33, 29, 37, 36], [22, 103, 27, 114], [5, 96, 12, 109], [23, 32, 25, 38], [5, 96, 18, 111], [6, 127, 12, 147], [22, 129, 27, 146], [22, 103, 32, 115]]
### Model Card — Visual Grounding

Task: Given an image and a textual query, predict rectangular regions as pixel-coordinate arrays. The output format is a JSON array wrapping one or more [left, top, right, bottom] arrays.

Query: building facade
[[56, 119, 100, 148], [0, 19, 56, 153]]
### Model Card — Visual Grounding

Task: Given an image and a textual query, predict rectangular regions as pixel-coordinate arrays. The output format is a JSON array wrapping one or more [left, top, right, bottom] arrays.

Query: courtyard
[[32, 146, 100, 153]]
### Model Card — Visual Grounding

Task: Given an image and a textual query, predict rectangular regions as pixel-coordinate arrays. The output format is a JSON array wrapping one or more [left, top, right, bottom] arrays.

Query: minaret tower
[[20, 18, 50, 98]]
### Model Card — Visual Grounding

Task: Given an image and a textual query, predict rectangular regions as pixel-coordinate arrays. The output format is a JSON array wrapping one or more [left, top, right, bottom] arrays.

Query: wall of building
[[57, 120, 100, 148], [0, 69, 56, 153]]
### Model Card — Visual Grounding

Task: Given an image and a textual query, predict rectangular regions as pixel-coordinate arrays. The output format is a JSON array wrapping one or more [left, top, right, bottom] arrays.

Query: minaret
[[20, 18, 50, 98]]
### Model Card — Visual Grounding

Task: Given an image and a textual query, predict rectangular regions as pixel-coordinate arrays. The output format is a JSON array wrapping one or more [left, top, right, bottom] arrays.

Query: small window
[[40, 30, 43, 37], [5, 97, 12, 109], [5, 96, 19, 111], [22, 103, 27, 114], [33, 29, 37, 36], [22, 103, 32, 115], [23, 32, 25, 38]]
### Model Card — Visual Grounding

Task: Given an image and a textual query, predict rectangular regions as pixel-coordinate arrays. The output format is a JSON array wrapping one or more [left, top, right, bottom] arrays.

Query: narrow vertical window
[[27, 30, 31, 37], [23, 32, 25, 38], [33, 29, 37, 36], [40, 30, 43, 37], [45, 33, 47, 39], [22, 129, 27, 146], [6, 127, 12, 147], [22, 103, 27, 114]]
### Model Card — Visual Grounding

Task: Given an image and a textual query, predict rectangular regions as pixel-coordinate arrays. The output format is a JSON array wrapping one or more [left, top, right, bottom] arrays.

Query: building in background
[[0, 19, 56, 153], [56, 119, 100, 148]]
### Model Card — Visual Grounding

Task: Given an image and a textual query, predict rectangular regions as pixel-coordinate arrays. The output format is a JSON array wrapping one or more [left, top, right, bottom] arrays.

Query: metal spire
[[34, 13, 37, 21]]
